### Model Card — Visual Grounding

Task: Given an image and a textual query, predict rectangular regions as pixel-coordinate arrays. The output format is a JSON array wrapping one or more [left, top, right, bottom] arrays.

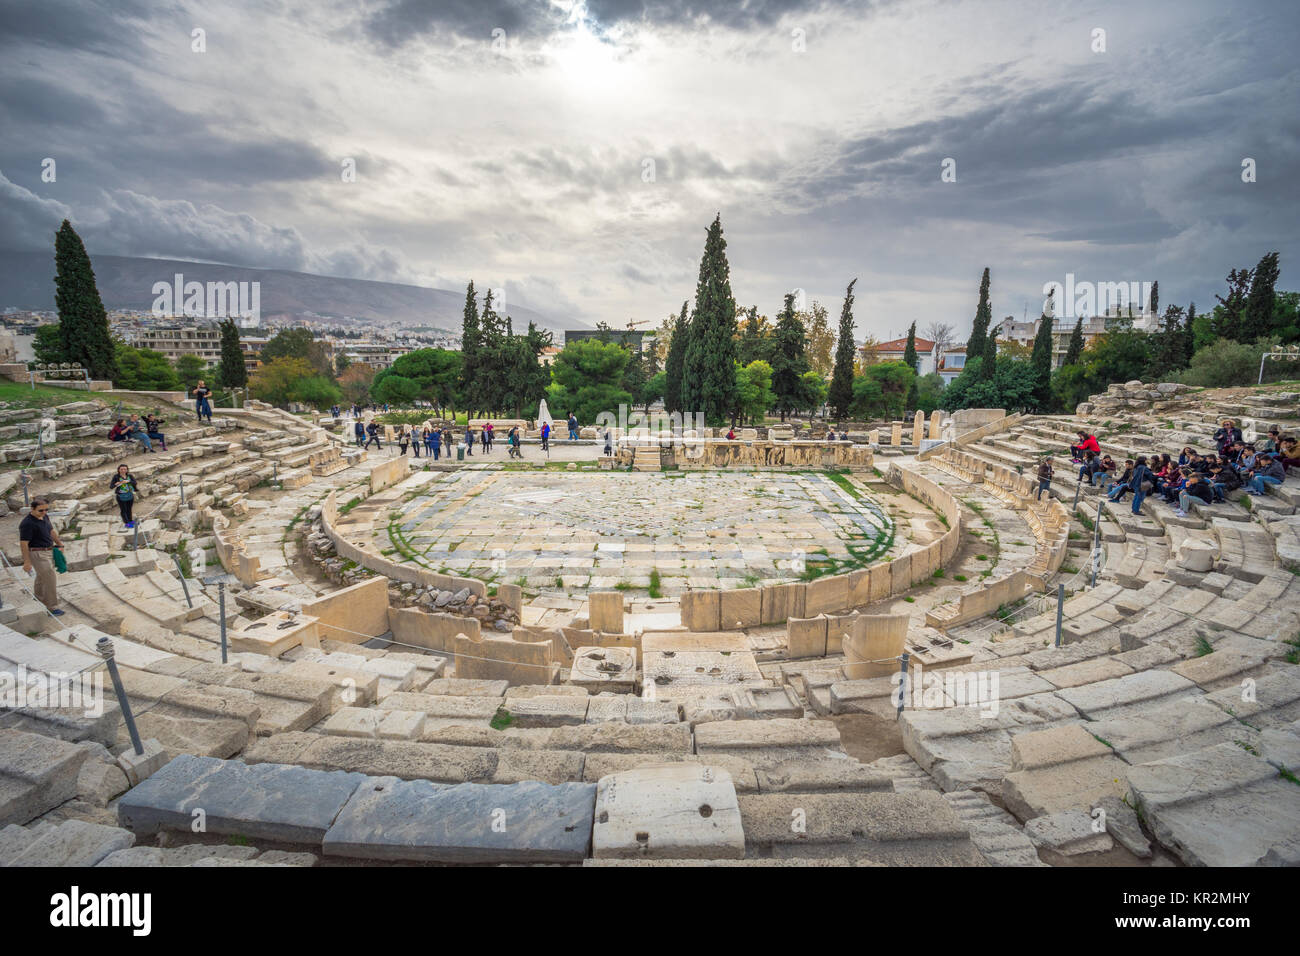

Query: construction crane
[[625, 318, 652, 331]]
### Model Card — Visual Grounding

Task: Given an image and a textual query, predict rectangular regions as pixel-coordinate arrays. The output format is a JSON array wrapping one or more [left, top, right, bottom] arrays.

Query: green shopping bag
[[52, 547, 67, 574]]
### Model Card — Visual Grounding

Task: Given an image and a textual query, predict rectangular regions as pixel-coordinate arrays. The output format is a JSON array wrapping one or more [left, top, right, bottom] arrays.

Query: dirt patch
[[830, 713, 905, 762]]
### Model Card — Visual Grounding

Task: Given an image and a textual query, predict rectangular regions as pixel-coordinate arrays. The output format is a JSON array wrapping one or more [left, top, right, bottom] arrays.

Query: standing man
[[354, 419, 366, 446], [541, 420, 551, 452], [20, 497, 65, 616], [1036, 457, 1053, 500], [193, 380, 213, 423], [568, 413, 578, 441]]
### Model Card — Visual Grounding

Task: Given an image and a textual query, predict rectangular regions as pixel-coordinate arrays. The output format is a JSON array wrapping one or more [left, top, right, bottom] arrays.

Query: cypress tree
[[1064, 316, 1085, 366], [828, 279, 858, 419], [1242, 252, 1280, 342], [1182, 303, 1197, 366], [459, 281, 481, 415], [681, 215, 739, 425], [902, 321, 919, 411], [664, 300, 689, 415], [1214, 268, 1250, 342], [478, 289, 505, 414], [770, 292, 809, 421], [977, 330, 998, 382], [1030, 308, 1055, 410], [1148, 280, 1159, 321], [966, 267, 992, 358], [53, 219, 117, 381], [216, 318, 247, 389]]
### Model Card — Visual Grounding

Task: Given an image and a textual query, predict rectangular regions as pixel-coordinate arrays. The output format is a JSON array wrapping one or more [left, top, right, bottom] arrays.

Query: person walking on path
[[20, 497, 65, 615], [541, 420, 550, 452], [429, 428, 440, 460], [1036, 457, 1053, 500], [364, 421, 382, 450], [604, 428, 613, 457], [443, 428, 453, 457], [398, 428, 410, 456], [354, 420, 366, 446], [193, 380, 213, 423], [484, 422, 494, 451], [568, 413, 579, 441], [465, 428, 475, 456], [109, 464, 141, 528]]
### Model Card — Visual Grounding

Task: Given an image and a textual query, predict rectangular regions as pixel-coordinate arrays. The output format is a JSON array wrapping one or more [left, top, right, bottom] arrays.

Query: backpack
[[115, 479, 134, 502]]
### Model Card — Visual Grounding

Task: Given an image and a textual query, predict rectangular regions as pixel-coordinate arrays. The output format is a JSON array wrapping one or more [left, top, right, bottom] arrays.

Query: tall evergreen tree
[[770, 293, 810, 421], [1029, 306, 1055, 410], [53, 219, 117, 380], [737, 306, 769, 366], [1148, 304, 1187, 380], [966, 267, 992, 358], [1241, 251, 1280, 342], [459, 280, 481, 413], [902, 321, 919, 411], [828, 279, 858, 419], [1064, 315, 1085, 366], [663, 300, 689, 415], [1148, 280, 1159, 320], [681, 215, 739, 425], [478, 289, 506, 414], [1182, 303, 1197, 366], [977, 329, 998, 382], [216, 318, 247, 389], [1214, 268, 1251, 342]]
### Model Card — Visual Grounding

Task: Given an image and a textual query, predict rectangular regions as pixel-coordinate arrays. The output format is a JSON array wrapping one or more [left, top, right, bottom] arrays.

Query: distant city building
[[992, 309, 1160, 369], [936, 347, 966, 385], [133, 323, 223, 363], [868, 336, 937, 376]]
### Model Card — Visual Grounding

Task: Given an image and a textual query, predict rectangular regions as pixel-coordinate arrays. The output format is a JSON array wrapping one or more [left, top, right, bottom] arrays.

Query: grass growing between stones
[[648, 569, 662, 599], [1194, 635, 1215, 657], [490, 707, 514, 730], [338, 496, 363, 516]]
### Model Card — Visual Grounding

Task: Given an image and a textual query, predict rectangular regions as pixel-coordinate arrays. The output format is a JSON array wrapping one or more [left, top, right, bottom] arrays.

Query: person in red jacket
[[1069, 430, 1100, 462]]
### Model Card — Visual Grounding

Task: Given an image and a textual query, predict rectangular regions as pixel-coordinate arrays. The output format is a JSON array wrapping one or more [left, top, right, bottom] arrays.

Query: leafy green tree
[[735, 360, 775, 424], [798, 370, 828, 415], [216, 318, 247, 389], [114, 343, 182, 391], [260, 327, 331, 376], [804, 301, 834, 376], [914, 372, 946, 414], [1146, 304, 1188, 380], [292, 374, 343, 409], [641, 371, 666, 410], [663, 301, 689, 415], [828, 279, 858, 419], [849, 361, 914, 419], [32, 324, 64, 365], [53, 220, 117, 380], [681, 214, 739, 425], [250, 357, 316, 406], [1178, 337, 1281, 388], [966, 267, 992, 358], [545, 338, 632, 424], [176, 353, 207, 385], [621, 345, 646, 406], [1241, 251, 1280, 342], [338, 363, 374, 406], [769, 293, 810, 421], [371, 373, 421, 406]]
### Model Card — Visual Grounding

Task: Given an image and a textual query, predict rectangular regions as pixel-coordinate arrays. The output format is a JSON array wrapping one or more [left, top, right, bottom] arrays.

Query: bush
[[1175, 337, 1275, 388]]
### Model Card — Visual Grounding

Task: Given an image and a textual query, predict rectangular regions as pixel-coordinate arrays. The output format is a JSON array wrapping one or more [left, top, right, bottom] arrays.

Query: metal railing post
[[178, 473, 185, 505], [1054, 583, 1065, 647], [97, 637, 144, 756], [171, 554, 193, 608], [896, 652, 910, 720], [1072, 479, 1082, 510], [20, 472, 29, 508], [218, 582, 228, 663], [132, 523, 140, 552]]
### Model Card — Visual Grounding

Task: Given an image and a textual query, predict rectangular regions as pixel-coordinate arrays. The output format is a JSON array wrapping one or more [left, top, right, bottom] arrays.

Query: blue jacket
[[1129, 464, 1152, 491]]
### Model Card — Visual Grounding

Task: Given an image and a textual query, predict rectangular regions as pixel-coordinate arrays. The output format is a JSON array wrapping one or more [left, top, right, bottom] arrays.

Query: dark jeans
[[1037, 479, 1050, 500], [117, 499, 134, 524]]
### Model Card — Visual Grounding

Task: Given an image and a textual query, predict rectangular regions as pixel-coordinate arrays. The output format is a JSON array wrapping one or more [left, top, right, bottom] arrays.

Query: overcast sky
[[1, 0, 1296, 339]]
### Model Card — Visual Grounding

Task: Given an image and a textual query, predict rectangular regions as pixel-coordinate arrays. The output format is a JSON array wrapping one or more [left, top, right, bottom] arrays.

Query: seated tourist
[[1209, 462, 1241, 501], [144, 414, 168, 451], [124, 415, 154, 453], [1177, 446, 1194, 466], [1095, 454, 1118, 492], [1069, 430, 1101, 462], [108, 419, 130, 442], [1245, 453, 1287, 496], [1078, 451, 1101, 485], [1214, 419, 1244, 453], [1107, 459, 1136, 501], [1176, 471, 1214, 518]]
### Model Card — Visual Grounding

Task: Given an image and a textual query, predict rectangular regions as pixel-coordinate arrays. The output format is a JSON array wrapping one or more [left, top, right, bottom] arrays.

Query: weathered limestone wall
[[301, 577, 389, 644], [369, 456, 410, 494], [691, 464, 962, 631], [917, 411, 1023, 461], [668, 439, 874, 472]]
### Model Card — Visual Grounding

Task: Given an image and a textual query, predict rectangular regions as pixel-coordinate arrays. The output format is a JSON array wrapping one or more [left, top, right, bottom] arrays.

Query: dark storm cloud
[[0, 0, 164, 55]]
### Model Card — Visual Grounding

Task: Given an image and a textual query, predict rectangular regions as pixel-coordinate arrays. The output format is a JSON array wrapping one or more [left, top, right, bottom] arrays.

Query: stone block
[[760, 583, 805, 625], [322, 777, 596, 864], [804, 575, 849, 617], [0, 729, 91, 826], [680, 590, 720, 631], [302, 577, 390, 644], [588, 591, 624, 634], [719, 587, 762, 630], [592, 765, 744, 860], [786, 616, 828, 659], [117, 754, 367, 844]]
